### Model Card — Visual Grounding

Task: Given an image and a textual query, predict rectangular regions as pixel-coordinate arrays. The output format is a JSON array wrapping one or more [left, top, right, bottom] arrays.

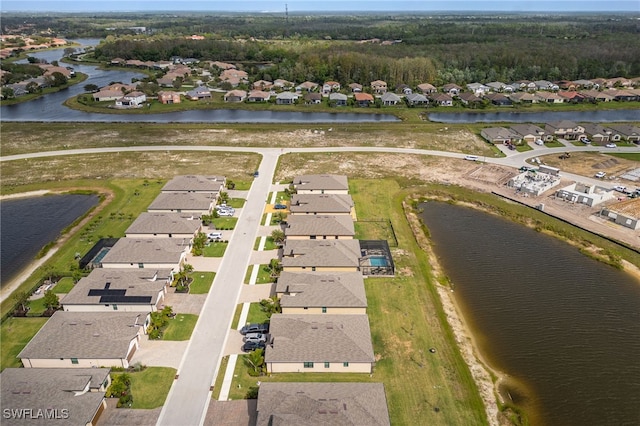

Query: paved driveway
[[130, 340, 188, 369], [204, 400, 257, 426]]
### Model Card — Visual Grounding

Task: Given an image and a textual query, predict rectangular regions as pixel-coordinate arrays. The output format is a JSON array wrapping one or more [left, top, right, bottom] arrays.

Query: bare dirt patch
[[538, 152, 639, 183]]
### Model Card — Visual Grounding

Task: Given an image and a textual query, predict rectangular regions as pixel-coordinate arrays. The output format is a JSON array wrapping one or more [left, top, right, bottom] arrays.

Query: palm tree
[[244, 348, 265, 376]]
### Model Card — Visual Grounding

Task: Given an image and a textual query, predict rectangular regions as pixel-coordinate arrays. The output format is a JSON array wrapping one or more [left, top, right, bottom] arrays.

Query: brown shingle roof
[[161, 175, 225, 192], [293, 174, 349, 191], [289, 194, 354, 214], [285, 215, 355, 237], [147, 192, 216, 211], [101, 238, 188, 265], [276, 271, 367, 309], [125, 212, 201, 235], [281, 239, 361, 268]]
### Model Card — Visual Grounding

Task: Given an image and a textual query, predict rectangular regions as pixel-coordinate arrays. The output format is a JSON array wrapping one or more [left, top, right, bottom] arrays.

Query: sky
[[1, 1, 638, 13]]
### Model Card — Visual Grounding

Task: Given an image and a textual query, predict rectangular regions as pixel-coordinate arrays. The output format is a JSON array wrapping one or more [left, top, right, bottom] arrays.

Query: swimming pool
[[92, 247, 111, 264], [369, 256, 389, 267]]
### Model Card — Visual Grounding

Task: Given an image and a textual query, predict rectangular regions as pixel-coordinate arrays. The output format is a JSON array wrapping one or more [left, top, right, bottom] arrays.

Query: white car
[[594, 172, 606, 179], [208, 232, 223, 240], [613, 185, 627, 193], [605, 143, 617, 148], [535, 139, 544, 146]]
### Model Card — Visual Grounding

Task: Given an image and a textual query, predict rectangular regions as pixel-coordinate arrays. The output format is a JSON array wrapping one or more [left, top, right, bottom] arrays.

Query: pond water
[[420, 201, 640, 426]]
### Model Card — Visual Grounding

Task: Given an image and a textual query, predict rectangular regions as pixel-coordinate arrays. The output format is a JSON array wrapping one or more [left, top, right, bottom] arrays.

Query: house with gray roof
[[275, 91, 299, 105], [509, 92, 539, 104], [186, 85, 211, 100], [61, 268, 172, 312], [100, 238, 189, 270], [161, 175, 225, 194], [380, 92, 401, 106], [486, 81, 510, 92], [545, 121, 585, 140], [280, 239, 361, 272], [284, 215, 355, 240], [1, 368, 111, 426], [405, 93, 428, 106], [605, 124, 640, 143], [582, 123, 611, 144], [329, 92, 348, 106], [125, 212, 202, 238], [289, 194, 355, 217], [466, 82, 490, 96], [480, 127, 522, 145], [19, 311, 148, 369], [256, 382, 390, 426], [458, 92, 482, 105], [265, 314, 375, 373], [276, 271, 367, 314], [509, 124, 550, 143], [147, 192, 216, 215], [293, 174, 349, 194]]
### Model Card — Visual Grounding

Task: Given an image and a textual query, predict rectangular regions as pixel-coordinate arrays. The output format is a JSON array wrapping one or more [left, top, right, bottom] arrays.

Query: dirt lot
[[538, 151, 640, 184]]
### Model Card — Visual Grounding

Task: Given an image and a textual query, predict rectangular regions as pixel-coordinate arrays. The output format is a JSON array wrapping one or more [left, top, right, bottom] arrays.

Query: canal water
[[419, 201, 640, 426], [0, 194, 99, 286]]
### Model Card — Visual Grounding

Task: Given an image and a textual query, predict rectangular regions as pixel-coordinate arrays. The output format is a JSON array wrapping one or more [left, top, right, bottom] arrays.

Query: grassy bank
[[0, 317, 48, 371]]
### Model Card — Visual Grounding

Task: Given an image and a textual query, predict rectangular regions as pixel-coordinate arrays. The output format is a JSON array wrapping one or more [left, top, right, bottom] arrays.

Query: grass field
[[203, 241, 228, 257], [1, 317, 48, 371], [211, 217, 238, 230], [112, 367, 177, 409], [162, 314, 198, 341], [189, 272, 216, 294], [226, 198, 246, 208]]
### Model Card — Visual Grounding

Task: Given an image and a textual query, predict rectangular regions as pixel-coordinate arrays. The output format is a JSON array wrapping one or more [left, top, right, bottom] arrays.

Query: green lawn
[[113, 367, 177, 409], [189, 272, 216, 294], [52, 277, 75, 293], [226, 198, 246, 208], [203, 241, 228, 257], [1, 317, 48, 371], [25, 298, 48, 316], [610, 152, 640, 161], [246, 303, 271, 325], [212, 217, 238, 230], [253, 236, 278, 251], [275, 191, 291, 201], [161, 314, 198, 341], [231, 304, 243, 330], [544, 141, 565, 148], [230, 180, 252, 191], [515, 144, 533, 152], [243, 264, 276, 284], [212, 355, 230, 400]]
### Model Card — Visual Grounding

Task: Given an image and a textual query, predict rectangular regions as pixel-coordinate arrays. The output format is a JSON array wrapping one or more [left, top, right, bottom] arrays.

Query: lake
[[0, 194, 99, 286], [420, 201, 640, 426]]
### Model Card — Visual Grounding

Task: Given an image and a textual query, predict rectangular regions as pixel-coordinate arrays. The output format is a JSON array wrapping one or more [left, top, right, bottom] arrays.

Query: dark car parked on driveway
[[274, 203, 287, 210], [240, 323, 269, 335], [242, 341, 266, 352]]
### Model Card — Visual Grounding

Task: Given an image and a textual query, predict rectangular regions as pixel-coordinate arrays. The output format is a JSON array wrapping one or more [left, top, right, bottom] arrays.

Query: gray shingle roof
[[19, 311, 146, 360], [256, 382, 390, 426], [285, 215, 355, 237], [281, 239, 361, 268], [148, 192, 215, 211], [509, 124, 545, 137], [293, 174, 349, 191], [61, 268, 172, 307], [1, 368, 110, 426], [161, 175, 225, 192], [101, 238, 189, 265], [125, 212, 202, 235], [265, 314, 374, 363], [289, 194, 353, 214], [276, 271, 367, 309]]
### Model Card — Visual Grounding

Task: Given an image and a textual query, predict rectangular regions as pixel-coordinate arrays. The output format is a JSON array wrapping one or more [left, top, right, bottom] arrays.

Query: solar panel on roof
[[99, 295, 152, 304]]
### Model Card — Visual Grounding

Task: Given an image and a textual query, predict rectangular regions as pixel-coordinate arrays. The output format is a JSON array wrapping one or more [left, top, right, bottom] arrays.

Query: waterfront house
[[601, 199, 640, 230], [19, 311, 148, 369], [535, 91, 564, 104], [484, 93, 512, 106], [265, 314, 375, 373], [329, 92, 348, 106], [125, 212, 202, 238], [284, 215, 355, 240], [147, 192, 216, 215], [555, 182, 615, 207], [280, 239, 361, 272], [509, 124, 550, 143], [303, 92, 322, 104], [429, 93, 453, 106], [161, 175, 225, 194], [354, 92, 374, 107], [405, 93, 429, 106], [509, 92, 539, 104], [247, 90, 271, 102], [604, 124, 640, 143], [158, 91, 181, 104], [186, 86, 212, 101], [481, 127, 522, 145], [293, 174, 349, 194], [224, 89, 247, 102], [458, 92, 482, 105], [275, 91, 298, 105], [100, 238, 189, 270], [381, 92, 401, 106], [92, 89, 123, 102], [289, 194, 355, 217], [114, 91, 146, 108], [582, 123, 611, 144], [545, 121, 585, 140]]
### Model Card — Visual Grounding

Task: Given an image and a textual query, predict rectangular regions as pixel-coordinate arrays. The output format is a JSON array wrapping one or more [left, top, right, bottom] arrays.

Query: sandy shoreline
[[0, 190, 51, 200]]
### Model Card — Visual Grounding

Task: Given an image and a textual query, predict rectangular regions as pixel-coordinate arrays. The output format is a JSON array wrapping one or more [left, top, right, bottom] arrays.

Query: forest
[[3, 13, 640, 87]]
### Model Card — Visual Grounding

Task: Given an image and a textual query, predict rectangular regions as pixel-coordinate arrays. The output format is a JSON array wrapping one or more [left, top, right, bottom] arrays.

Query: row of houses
[[2, 61, 74, 97], [482, 122, 640, 145], [1, 175, 227, 426], [256, 174, 391, 424]]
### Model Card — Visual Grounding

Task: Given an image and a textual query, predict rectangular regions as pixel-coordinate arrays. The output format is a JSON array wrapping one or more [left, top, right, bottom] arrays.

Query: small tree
[[13, 291, 30, 316], [219, 191, 229, 204], [270, 229, 285, 245], [259, 296, 281, 318], [42, 290, 60, 312], [244, 348, 265, 376], [84, 83, 99, 92], [226, 180, 236, 190]]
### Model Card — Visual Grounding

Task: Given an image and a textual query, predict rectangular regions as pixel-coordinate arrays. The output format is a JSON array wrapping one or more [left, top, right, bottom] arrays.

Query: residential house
[[252, 80, 273, 91], [219, 69, 248, 86], [147, 192, 216, 215], [276, 271, 367, 315], [289, 194, 355, 217], [224, 89, 247, 102], [380, 92, 401, 106], [247, 90, 271, 102], [255, 382, 391, 426], [481, 127, 522, 144], [556, 80, 577, 91], [161, 175, 225, 194], [293, 174, 349, 194], [508, 92, 539, 104], [100, 238, 190, 270], [512, 80, 537, 91], [303, 92, 322, 104], [329, 92, 348, 106], [573, 79, 597, 90], [186, 86, 212, 101], [92, 89, 124, 102], [557, 91, 585, 103], [280, 239, 361, 272], [457, 92, 482, 106], [604, 77, 632, 88], [442, 83, 462, 96], [581, 123, 611, 144], [284, 215, 355, 240], [429, 93, 453, 106], [115, 91, 146, 108], [603, 89, 639, 102], [157, 91, 181, 104], [605, 124, 640, 143], [545, 121, 585, 140], [61, 268, 172, 312], [354, 92, 374, 107], [265, 314, 375, 373], [210, 61, 236, 70], [395, 84, 412, 95], [19, 311, 148, 369], [275, 91, 298, 105], [322, 81, 341, 94], [273, 79, 294, 90], [0, 368, 110, 426], [125, 212, 202, 239], [466, 82, 490, 96], [416, 83, 437, 94], [535, 91, 564, 104], [156, 75, 178, 87], [484, 93, 512, 106], [534, 80, 559, 91], [486, 81, 508, 92], [5, 83, 28, 97], [580, 90, 614, 102], [405, 93, 429, 106], [370, 80, 387, 94], [296, 81, 319, 92], [510, 124, 550, 143], [504, 82, 522, 92], [348, 82, 363, 93]]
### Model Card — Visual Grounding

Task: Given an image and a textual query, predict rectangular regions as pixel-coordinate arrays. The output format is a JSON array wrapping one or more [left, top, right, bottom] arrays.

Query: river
[[0, 194, 99, 286], [420, 201, 640, 426]]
